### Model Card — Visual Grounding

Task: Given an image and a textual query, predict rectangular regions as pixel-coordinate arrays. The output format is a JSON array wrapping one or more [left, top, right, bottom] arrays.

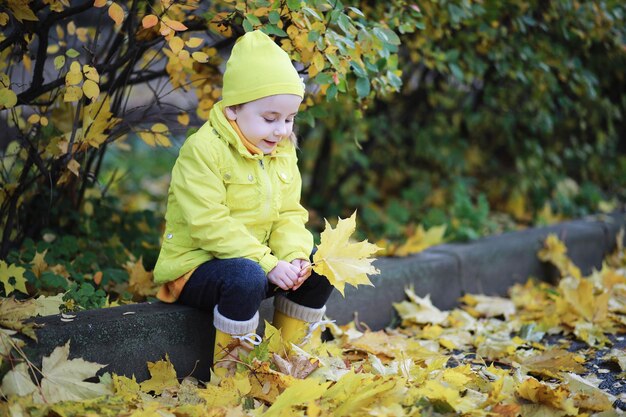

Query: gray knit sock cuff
[[274, 295, 326, 323], [213, 306, 259, 335]]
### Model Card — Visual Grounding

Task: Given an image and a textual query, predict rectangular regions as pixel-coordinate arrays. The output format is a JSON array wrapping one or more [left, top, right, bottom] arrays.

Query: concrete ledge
[[24, 303, 214, 382], [24, 213, 626, 382]]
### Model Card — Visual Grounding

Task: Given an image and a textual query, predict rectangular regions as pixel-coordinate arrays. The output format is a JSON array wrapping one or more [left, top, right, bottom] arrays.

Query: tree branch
[[15, 1, 94, 105]]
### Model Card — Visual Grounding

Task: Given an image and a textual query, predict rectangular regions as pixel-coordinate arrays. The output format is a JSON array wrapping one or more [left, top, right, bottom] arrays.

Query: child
[[153, 30, 334, 368]]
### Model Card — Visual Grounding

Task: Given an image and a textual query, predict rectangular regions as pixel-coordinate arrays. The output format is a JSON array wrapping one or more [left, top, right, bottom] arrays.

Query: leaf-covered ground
[[1, 234, 625, 416]]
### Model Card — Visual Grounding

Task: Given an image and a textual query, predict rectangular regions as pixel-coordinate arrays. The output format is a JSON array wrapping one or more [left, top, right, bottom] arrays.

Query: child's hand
[[268, 261, 300, 290], [291, 259, 311, 291]]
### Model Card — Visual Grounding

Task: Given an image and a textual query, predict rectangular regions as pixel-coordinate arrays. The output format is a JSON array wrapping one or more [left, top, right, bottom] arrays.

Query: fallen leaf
[[0, 363, 37, 397], [394, 287, 449, 325], [125, 257, 157, 298], [35, 341, 111, 403], [0, 261, 28, 296], [516, 377, 578, 415], [513, 348, 586, 378], [263, 378, 331, 417], [394, 224, 446, 256], [34, 294, 64, 317], [139, 354, 179, 395]]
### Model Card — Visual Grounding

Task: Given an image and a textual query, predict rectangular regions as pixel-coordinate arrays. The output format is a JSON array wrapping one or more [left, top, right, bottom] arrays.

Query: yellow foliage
[[6, 0, 38, 22], [139, 354, 179, 395], [125, 257, 157, 298], [313, 211, 381, 296], [393, 224, 447, 257], [517, 377, 578, 415], [0, 261, 27, 296], [538, 234, 582, 280], [108, 2, 125, 26]]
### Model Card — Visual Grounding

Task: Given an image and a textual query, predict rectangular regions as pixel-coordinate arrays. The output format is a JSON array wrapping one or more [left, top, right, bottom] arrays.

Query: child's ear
[[224, 106, 237, 121]]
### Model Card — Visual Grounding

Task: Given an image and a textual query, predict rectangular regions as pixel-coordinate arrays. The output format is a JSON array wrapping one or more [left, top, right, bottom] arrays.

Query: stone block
[[27, 303, 214, 382]]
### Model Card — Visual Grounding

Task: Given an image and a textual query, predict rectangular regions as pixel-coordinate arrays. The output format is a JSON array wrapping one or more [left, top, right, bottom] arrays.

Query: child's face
[[225, 94, 302, 154]]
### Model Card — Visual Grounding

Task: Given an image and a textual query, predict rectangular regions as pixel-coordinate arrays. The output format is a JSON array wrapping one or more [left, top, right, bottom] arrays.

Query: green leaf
[[355, 77, 370, 98], [449, 62, 464, 80], [308, 30, 320, 42], [54, 55, 66, 70], [263, 24, 288, 37], [268, 10, 280, 24], [302, 7, 322, 20], [325, 52, 340, 70], [0, 88, 17, 108], [286, 0, 301, 11], [347, 6, 365, 17], [337, 14, 356, 35], [379, 28, 400, 45], [326, 83, 338, 100], [314, 72, 333, 85], [242, 18, 253, 32], [65, 48, 80, 58], [350, 61, 367, 78], [245, 13, 261, 26]]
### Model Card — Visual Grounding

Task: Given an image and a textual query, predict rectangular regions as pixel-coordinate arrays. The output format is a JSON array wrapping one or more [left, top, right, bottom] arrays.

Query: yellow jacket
[[153, 101, 313, 285]]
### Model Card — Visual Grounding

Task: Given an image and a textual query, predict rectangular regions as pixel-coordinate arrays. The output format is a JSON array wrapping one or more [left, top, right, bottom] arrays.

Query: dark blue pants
[[178, 257, 334, 321]]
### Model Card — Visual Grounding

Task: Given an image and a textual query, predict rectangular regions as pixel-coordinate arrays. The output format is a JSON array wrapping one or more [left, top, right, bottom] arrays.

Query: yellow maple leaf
[[312, 211, 381, 296], [139, 354, 179, 395], [460, 294, 516, 318], [517, 377, 578, 415], [0, 260, 28, 296], [393, 287, 449, 325], [558, 276, 608, 324], [248, 361, 295, 404], [264, 320, 287, 354], [394, 224, 446, 257], [514, 348, 586, 379], [538, 234, 581, 280], [564, 373, 614, 412], [30, 250, 48, 278], [2, 340, 112, 403], [125, 257, 157, 298], [34, 294, 64, 317], [264, 378, 331, 417], [198, 372, 249, 408], [39, 342, 111, 403], [112, 374, 141, 402], [0, 297, 37, 340]]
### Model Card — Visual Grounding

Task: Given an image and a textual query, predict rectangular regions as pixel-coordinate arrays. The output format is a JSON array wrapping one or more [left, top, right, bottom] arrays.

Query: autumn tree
[[0, 0, 422, 259]]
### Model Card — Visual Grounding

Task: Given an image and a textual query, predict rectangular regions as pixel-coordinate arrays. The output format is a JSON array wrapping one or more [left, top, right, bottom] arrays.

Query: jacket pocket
[[273, 168, 295, 209], [221, 168, 260, 211]]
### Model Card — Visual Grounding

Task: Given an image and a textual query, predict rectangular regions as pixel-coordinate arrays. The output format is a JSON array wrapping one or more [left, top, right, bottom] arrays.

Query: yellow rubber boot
[[272, 310, 310, 345], [213, 328, 234, 366]]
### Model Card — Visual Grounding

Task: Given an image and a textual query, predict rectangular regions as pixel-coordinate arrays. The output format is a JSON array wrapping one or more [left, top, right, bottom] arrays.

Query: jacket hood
[[221, 30, 304, 106]]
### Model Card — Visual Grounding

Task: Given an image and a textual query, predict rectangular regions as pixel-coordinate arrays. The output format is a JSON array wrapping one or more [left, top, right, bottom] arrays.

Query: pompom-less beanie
[[221, 30, 304, 106]]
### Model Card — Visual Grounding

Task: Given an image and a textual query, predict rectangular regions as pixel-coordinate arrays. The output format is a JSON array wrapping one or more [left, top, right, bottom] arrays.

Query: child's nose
[[274, 122, 287, 136]]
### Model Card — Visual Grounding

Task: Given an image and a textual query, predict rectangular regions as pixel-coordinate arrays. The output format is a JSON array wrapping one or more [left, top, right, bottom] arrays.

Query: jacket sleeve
[[171, 137, 279, 274], [268, 148, 314, 262]]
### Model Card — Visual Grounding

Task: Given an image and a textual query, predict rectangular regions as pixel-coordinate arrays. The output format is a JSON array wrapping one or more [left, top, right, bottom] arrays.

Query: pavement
[[22, 212, 626, 383]]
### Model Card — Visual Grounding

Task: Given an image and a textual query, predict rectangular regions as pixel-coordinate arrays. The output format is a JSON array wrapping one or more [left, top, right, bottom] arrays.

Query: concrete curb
[[24, 213, 626, 382]]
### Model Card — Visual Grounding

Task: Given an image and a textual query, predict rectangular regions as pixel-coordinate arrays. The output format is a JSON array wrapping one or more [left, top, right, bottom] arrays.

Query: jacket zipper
[[259, 158, 272, 220]]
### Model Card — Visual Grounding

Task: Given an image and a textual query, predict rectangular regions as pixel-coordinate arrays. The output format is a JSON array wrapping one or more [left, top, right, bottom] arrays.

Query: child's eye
[[263, 117, 275, 123]]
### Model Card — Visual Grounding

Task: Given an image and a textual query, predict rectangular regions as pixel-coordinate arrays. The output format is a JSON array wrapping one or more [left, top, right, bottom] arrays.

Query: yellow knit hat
[[221, 30, 305, 106]]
